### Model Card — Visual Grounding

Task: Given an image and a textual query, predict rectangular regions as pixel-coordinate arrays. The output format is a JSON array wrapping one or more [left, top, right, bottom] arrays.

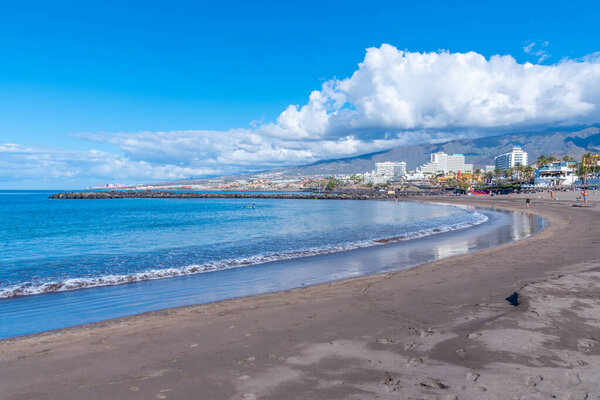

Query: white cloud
[[0, 143, 221, 188], [524, 40, 550, 63], [262, 44, 600, 140], [5, 44, 600, 187]]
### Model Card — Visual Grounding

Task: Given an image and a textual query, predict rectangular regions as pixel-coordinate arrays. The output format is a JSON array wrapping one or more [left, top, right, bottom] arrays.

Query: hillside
[[146, 126, 600, 186], [272, 126, 600, 176]]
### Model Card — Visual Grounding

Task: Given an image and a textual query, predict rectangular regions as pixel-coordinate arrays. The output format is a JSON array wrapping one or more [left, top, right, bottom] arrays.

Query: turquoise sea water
[[0, 191, 488, 298], [0, 191, 544, 338]]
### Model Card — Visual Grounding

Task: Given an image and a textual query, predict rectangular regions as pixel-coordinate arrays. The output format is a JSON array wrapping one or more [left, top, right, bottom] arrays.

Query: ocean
[[0, 191, 545, 338]]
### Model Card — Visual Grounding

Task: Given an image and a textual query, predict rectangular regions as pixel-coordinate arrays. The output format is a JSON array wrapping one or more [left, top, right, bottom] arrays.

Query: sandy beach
[[1, 196, 599, 400]]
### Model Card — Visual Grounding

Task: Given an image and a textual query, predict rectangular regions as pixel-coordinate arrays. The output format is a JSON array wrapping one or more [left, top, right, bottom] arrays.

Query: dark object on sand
[[505, 292, 519, 306]]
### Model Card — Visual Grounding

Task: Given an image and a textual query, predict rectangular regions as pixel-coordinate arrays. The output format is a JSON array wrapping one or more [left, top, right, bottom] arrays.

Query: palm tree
[[494, 168, 502, 180], [536, 154, 549, 166], [524, 166, 534, 184], [577, 163, 588, 184], [514, 163, 524, 184], [536, 154, 558, 167], [580, 152, 596, 185]]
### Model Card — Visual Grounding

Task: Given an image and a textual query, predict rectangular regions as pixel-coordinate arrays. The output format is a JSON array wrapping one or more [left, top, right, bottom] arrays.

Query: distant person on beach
[[550, 190, 554, 200], [526, 197, 531, 209], [583, 190, 588, 206]]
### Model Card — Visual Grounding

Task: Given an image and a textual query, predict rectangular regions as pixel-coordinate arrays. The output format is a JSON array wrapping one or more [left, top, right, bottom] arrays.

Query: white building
[[494, 146, 528, 171], [417, 152, 473, 175], [534, 161, 577, 187], [404, 171, 427, 181], [375, 161, 406, 179], [362, 161, 407, 185]]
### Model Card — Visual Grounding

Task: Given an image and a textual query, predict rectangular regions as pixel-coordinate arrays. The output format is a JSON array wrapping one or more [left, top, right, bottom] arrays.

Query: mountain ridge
[[269, 126, 600, 177]]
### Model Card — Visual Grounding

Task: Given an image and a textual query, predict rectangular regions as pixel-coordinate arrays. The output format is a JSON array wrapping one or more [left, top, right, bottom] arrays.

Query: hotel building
[[362, 161, 407, 185], [375, 161, 406, 180], [417, 152, 473, 175], [494, 146, 528, 171]]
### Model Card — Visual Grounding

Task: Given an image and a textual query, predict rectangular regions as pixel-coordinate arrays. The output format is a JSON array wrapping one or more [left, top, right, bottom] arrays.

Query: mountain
[[271, 126, 600, 176]]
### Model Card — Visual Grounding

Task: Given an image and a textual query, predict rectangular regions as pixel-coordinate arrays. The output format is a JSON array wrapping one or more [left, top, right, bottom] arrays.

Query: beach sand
[[1, 197, 599, 400]]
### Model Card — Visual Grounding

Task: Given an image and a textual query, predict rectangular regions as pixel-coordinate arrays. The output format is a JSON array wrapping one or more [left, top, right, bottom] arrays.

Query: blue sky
[[2, 0, 600, 188]]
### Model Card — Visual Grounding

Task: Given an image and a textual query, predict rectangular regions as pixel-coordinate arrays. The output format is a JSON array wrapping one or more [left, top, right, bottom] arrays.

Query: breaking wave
[[0, 211, 488, 299]]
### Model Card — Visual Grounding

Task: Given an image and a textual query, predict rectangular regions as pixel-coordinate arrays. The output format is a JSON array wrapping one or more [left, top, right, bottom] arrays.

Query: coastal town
[[93, 146, 600, 195]]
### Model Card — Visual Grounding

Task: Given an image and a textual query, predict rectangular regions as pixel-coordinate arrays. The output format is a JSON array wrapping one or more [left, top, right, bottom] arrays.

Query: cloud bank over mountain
[[263, 44, 600, 138], [4, 44, 600, 187]]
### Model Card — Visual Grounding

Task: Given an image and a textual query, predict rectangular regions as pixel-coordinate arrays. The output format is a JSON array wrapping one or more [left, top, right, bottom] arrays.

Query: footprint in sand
[[564, 391, 589, 400], [238, 356, 255, 366], [403, 342, 416, 351], [420, 329, 434, 338], [380, 372, 401, 392], [466, 372, 480, 382], [156, 388, 171, 399], [566, 371, 581, 386], [129, 386, 140, 392], [524, 375, 543, 387], [419, 377, 448, 389], [406, 357, 423, 367], [577, 338, 597, 353], [467, 332, 481, 339], [189, 343, 198, 348], [377, 338, 395, 345], [455, 349, 467, 358], [241, 394, 257, 400]]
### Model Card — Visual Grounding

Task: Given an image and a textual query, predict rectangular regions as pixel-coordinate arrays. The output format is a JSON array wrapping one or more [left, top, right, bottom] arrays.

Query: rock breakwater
[[49, 191, 393, 200]]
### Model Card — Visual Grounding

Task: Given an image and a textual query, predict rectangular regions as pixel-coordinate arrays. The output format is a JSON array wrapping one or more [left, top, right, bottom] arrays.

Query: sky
[[2, 0, 600, 189]]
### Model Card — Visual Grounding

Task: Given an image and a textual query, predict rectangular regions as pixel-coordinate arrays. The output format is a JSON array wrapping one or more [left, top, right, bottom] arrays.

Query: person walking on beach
[[526, 197, 531, 209]]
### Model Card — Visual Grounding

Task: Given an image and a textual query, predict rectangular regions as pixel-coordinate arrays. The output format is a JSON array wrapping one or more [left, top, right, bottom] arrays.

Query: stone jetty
[[48, 191, 398, 200]]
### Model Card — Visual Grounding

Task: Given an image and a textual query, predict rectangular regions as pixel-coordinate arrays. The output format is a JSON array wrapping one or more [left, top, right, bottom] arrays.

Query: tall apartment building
[[417, 152, 473, 175], [375, 161, 406, 181], [494, 146, 528, 171]]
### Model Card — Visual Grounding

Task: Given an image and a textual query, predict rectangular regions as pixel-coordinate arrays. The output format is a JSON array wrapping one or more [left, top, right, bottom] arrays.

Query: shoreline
[[0, 202, 491, 302], [1, 197, 599, 399], [0, 202, 534, 340]]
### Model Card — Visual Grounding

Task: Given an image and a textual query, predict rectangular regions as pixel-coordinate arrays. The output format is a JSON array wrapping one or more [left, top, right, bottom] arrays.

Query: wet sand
[[1, 197, 599, 400]]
